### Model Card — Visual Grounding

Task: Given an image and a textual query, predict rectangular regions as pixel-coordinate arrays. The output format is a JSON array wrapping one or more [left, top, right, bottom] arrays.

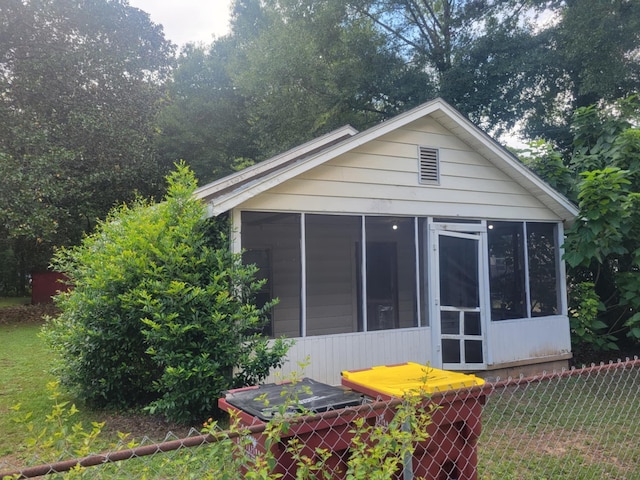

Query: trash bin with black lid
[[219, 377, 384, 479], [341, 362, 487, 480]]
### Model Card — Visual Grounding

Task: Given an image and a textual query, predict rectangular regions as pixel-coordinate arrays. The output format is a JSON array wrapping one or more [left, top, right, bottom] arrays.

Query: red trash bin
[[218, 378, 389, 479], [341, 362, 487, 480]]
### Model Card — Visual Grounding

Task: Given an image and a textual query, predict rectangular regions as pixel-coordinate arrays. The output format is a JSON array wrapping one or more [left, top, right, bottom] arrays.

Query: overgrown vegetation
[[2, 374, 434, 480], [520, 95, 640, 353], [42, 164, 290, 423]]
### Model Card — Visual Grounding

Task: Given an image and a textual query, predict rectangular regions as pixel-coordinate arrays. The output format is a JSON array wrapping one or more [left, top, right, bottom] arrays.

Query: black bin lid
[[223, 378, 363, 421]]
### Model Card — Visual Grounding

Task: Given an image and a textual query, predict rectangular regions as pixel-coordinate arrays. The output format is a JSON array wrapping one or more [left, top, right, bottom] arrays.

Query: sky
[[127, 0, 233, 47]]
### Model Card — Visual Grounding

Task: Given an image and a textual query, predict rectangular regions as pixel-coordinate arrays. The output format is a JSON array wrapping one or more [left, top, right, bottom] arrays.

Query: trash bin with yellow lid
[[341, 362, 487, 480]]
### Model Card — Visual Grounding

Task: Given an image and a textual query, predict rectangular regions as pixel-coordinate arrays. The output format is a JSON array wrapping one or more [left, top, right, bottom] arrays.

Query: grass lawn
[[0, 322, 57, 462], [478, 371, 640, 479], [0, 297, 30, 307], [0, 310, 193, 472]]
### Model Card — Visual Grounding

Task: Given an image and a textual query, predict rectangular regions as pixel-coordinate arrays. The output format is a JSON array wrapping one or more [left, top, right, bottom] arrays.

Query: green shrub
[[43, 163, 290, 423], [569, 281, 617, 353]]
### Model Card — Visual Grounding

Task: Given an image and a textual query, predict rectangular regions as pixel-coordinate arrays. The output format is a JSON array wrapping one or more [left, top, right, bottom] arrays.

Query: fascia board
[[433, 105, 579, 220], [194, 124, 359, 201]]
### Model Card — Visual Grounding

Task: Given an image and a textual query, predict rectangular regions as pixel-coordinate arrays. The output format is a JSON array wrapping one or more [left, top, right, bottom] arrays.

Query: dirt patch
[[0, 304, 59, 325], [97, 411, 198, 444]]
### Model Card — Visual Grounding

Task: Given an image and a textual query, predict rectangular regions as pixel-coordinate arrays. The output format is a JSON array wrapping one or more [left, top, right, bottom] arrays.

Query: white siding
[[266, 327, 432, 385], [488, 315, 572, 365], [238, 118, 561, 221]]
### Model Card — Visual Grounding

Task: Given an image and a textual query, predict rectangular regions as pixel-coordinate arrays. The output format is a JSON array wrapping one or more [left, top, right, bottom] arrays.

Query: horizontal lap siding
[[301, 163, 527, 193], [239, 118, 560, 221], [268, 179, 545, 208], [241, 193, 559, 220]]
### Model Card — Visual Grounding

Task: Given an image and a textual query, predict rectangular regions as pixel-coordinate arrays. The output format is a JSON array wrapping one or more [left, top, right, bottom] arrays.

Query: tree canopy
[[0, 0, 175, 293], [157, 0, 639, 185], [157, 0, 435, 182]]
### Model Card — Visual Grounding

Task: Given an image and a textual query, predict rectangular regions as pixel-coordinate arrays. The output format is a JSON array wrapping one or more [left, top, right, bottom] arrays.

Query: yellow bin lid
[[341, 362, 485, 397]]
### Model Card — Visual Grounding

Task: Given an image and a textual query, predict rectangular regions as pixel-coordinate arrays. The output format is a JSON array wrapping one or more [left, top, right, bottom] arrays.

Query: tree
[[157, 0, 436, 183], [156, 0, 639, 184], [522, 0, 640, 146], [556, 0, 640, 109], [155, 40, 261, 184], [44, 164, 291, 423], [346, 0, 640, 142], [0, 0, 175, 293], [346, 0, 559, 133], [155, 0, 640, 185], [230, 0, 436, 152]]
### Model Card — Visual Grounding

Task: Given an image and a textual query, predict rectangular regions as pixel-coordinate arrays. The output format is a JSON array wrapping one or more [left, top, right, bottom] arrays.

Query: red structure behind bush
[[31, 272, 70, 304]]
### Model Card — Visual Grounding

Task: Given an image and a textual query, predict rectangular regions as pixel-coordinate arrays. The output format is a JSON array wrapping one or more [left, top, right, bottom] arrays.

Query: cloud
[[128, 0, 232, 46]]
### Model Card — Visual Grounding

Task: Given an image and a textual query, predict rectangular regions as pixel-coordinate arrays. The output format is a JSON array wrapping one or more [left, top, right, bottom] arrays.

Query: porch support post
[[522, 222, 532, 318], [300, 213, 307, 337], [414, 217, 421, 327], [480, 220, 493, 367], [361, 215, 367, 332], [428, 219, 442, 368], [557, 222, 569, 316], [230, 208, 242, 255]]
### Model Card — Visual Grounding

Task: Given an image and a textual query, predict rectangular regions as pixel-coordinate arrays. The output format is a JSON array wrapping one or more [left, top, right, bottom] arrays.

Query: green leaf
[[628, 327, 640, 339]]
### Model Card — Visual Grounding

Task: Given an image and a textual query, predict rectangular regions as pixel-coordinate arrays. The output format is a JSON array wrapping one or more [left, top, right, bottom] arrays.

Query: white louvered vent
[[418, 146, 439, 184]]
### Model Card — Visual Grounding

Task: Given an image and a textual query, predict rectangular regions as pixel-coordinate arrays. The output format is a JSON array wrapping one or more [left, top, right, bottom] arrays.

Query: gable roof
[[195, 98, 579, 221]]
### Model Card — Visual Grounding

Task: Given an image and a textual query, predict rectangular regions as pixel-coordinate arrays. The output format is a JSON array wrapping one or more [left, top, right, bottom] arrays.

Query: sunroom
[[196, 98, 578, 384]]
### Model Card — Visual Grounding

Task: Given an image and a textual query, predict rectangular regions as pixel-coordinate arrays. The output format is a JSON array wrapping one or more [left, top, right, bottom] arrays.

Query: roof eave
[[194, 125, 359, 203]]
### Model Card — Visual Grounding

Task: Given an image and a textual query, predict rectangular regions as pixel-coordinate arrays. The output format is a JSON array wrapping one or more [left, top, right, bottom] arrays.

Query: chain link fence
[[2, 358, 639, 479]]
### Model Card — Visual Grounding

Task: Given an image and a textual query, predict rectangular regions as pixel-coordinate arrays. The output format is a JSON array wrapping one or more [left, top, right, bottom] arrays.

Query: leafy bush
[[43, 163, 290, 423], [568, 282, 617, 353]]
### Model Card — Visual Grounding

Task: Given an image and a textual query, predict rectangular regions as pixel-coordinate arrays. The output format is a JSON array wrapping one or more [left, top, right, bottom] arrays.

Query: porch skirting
[[266, 327, 432, 386]]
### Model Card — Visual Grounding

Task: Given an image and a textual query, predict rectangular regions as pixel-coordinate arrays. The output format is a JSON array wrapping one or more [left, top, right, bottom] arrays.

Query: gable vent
[[418, 146, 439, 184]]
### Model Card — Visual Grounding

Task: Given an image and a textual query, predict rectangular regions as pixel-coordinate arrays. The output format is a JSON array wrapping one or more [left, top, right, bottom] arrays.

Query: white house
[[195, 98, 579, 385]]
